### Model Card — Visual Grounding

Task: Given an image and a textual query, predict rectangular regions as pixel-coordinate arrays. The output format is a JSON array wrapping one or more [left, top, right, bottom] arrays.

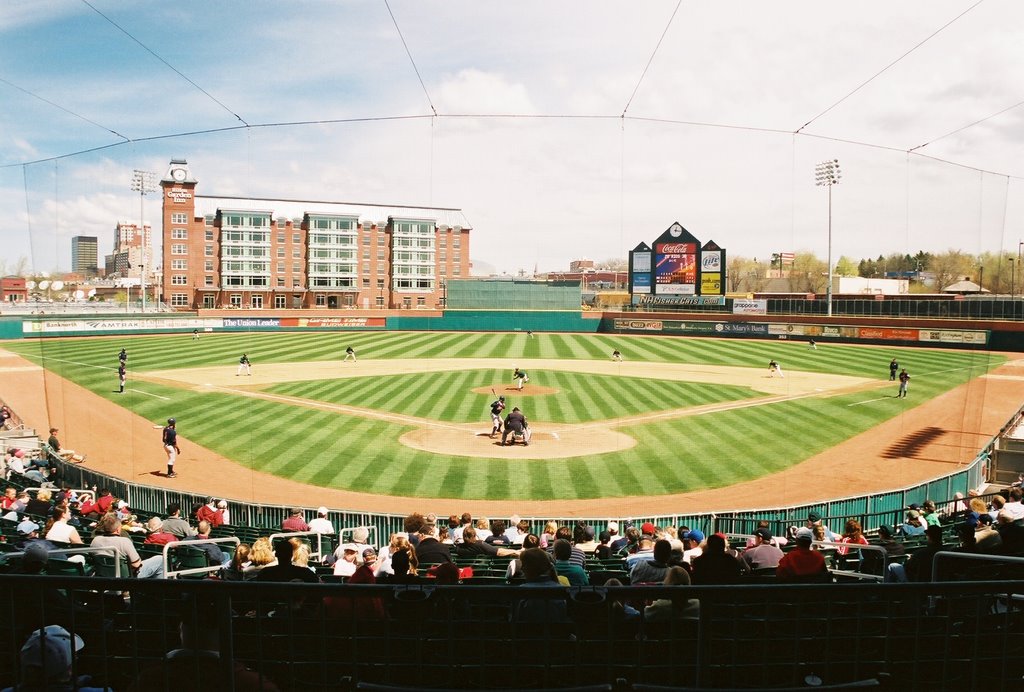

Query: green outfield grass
[[3, 332, 1004, 500]]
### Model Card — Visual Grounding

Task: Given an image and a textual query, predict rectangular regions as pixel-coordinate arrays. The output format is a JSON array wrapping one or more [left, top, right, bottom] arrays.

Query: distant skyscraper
[[71, 236, 98, 275]]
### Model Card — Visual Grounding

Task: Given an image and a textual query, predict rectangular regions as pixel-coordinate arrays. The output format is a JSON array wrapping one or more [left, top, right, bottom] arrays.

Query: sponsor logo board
[[614, 319, 663, 331], [732, 299, 767, 315], [700, 274, 722, 295], [701, 251, 721, 272]]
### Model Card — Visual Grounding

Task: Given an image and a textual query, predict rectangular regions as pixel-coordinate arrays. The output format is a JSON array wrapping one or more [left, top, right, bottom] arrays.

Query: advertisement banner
[[732, 299, 767, 315], [701, 251, 722, 273], [633, 295, 726, 306], [919, 329, 988, 345], [662, 321, 717, 333], [223, 318, 281, 328], [632, 252, 651, 273], [632, 273, 652, 294], [768, 324, 805, 336], [282, 316, 386, 329], [712, 322, 769, 335], [613, 319, 663, 332], [858, 327, 920, 341], [655, 242, 697, 294], [700, 274, 722, 295], [23, 317, 219, 334]]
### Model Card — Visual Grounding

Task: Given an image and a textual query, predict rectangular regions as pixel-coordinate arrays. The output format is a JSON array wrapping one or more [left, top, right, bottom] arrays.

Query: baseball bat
[[491, 387, 497, 397]]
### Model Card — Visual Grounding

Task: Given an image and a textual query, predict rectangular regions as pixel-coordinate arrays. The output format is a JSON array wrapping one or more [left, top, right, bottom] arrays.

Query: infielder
[[117, 363, 126, 393], [898, 368, 910, 398], [612, 349, 622, 362], [513, 367, 529, 390], [118, 348, 127, 366], [344, 345, 357, 362], [768, 359, 784, 378], [489, 396, 506, 438], [237, 353, 252, 376], [162, 418, 180, 478]]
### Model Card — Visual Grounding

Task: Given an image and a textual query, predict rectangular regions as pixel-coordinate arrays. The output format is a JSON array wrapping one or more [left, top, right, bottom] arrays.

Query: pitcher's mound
[[471, 384, 559, 396]]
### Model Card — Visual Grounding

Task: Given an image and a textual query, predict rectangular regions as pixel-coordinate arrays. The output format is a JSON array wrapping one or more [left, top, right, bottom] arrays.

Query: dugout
[[444, 278, 581, 310]]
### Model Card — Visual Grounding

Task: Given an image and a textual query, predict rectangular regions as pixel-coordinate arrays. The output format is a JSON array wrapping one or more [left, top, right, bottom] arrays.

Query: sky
[[2, 0, 1023, 276]]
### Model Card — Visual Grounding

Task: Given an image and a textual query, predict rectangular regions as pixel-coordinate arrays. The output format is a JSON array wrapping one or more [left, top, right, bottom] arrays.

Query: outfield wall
[[7, 309, 1022, 350]]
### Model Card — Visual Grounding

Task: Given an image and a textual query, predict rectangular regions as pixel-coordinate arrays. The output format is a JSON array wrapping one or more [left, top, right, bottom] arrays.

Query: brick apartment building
[[159, 159, 472, 310]]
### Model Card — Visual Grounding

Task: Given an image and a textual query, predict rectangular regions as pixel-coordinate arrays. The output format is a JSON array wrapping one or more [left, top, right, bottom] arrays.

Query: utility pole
[[130, 170, 157, 312]]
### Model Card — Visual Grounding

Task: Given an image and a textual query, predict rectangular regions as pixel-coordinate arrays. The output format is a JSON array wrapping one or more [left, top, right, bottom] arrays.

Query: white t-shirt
[[46, 521, 80, 544], [308, 517, 335, 534]]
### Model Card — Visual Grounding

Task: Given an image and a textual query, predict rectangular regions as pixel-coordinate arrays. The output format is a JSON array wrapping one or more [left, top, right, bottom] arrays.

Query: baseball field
[[1, 330, 1012, 513]]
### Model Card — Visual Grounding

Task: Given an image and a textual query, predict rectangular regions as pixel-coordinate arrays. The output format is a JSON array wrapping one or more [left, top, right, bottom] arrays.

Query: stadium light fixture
[[814, 159, 841, 317], [130, 169, 157, 313]]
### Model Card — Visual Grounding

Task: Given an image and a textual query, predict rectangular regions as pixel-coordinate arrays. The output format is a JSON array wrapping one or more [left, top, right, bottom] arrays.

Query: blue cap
[[685, 529, 705, 544]]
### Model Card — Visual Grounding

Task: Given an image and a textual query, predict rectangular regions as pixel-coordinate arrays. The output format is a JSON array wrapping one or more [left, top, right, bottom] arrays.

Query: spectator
[[256, 540, 319, 583], [540, 520, 558, 549], [680, 529, 706, 565], [485, 519, 511, 546], [974, 513, 1002, 553], [553, 539, 589, 585], [142, 517, 178, 547], [899, 510, 927, 537], [741, 527, 784, 572], [44, 507, 83, 545], [403, 513, 427, 545], [1002, 488, 1024, 521], [281, 507, 309, 533], [374, 534, 414, 578], [308, 506, 335, 534], [630, 538, 673, 584], [644, 566, 700, 621], [776, 527, 829, 583], [46, 427, 86, 463], [506, 534, 542, 579], [25, 487, 53, 520], [333, 544, 360, 577], [921, 499, 942, 527], [886, 524, 946, 583], [246, 537, 276, 576], [474, 517, 492, 542], [613, 526, 639, 556], [512, 548, 569, 623], [573, 525, 599, 555], [996, 509, 1024, 556], [162, 503, 197, 539], [457, 526, 518, 559], [217, 499, 231, 525], [387, 547, 420, 584], [195, 497, 224, 528], [806, 511, 838, 542], [7, 626, 108, 692], [504, 515, 528, 544], [605, 520, 620, 548], [220, 543, 253, 581], [837, 519, 869, 557], [184, 520, 229, 567], [863, 525, 905, 577], [1, 486, 17, 511], [548, 526, 587, 567], [625, 536, 655, 569], [988, 495, 1006, 523], [691, 533, 743, 585], [452, 513, 472, 544], [91, 512, 164, 578]]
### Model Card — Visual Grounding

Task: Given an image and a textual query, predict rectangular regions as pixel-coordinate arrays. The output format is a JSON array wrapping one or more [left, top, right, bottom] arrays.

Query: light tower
[[814, 159, 842, 317], [130, 169, 157, 312]]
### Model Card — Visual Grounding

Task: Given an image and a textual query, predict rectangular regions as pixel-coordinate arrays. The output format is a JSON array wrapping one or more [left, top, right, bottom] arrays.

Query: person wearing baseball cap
[[680, 529, 705, 564], [13, 625, 106, 691], [308, 506, 335, 534], [162, 418, 180, 478], [741, 527, 784, 572], [776, 527, 829, 582]]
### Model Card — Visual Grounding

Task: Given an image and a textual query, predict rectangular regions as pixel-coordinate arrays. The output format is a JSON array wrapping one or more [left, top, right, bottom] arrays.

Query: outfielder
[[489, 396, 506, 438], [513, 367, 529, 390], [162, 418, 180, 478], [237, 353, 252, 376]]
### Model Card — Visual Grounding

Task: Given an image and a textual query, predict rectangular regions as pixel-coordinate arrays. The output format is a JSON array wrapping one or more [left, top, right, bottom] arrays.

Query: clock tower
[[159, 159, 203, 309]]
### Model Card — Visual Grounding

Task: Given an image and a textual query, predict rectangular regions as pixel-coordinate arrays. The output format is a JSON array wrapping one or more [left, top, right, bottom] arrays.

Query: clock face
[[669, 224, 682, 237], [171, 168, 186, 182]]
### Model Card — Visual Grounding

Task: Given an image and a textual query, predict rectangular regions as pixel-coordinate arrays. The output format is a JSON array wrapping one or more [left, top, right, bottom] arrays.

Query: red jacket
[[196, 504, 224, 527]]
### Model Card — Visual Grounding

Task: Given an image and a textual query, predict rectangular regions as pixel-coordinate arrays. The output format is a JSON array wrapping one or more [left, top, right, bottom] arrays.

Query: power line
[[79, 0, 249, 127], [795, 0, 986, 134], [909, 97, 1024, 151], [622, 0, 683, 116], [0, 76, 130, 142], [384, 0, 437, 116]]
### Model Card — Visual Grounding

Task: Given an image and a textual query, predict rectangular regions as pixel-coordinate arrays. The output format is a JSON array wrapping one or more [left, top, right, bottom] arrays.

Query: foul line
[[127, 389, 170, 400]]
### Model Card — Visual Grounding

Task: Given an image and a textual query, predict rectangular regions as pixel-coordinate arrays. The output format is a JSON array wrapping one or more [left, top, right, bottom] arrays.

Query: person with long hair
[[45, 506, 83, 545]]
